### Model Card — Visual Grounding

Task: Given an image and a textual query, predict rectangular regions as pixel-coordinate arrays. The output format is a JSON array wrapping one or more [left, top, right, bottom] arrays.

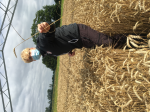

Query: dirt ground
[[57, 1, 85, 111]]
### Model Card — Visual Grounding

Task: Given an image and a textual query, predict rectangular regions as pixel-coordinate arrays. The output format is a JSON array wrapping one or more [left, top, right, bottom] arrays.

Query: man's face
[[29, 48, 36, 61]]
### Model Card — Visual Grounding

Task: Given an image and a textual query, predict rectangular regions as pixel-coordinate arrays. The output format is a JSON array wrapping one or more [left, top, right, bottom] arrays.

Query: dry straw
[[73, 0, 150, 35], [57, 0, 150, 112], [65, 46, 150, 112]]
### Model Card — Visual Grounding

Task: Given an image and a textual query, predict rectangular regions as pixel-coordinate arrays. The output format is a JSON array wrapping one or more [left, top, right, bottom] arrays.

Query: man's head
[[21, 48, 37, 63]]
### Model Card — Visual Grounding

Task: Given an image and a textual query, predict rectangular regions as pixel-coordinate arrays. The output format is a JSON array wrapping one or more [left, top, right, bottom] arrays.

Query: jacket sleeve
[[41, 21, 56, 41]]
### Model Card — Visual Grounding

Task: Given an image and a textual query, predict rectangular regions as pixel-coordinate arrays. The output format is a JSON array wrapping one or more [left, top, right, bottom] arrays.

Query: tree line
[[45, 71, 56, 112], [31, 0, 61, 71], [31, 0, 61, 112]]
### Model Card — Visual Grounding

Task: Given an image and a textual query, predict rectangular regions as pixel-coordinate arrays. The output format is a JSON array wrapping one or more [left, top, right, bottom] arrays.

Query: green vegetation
[[31, 1, 62, 72], [45, 57, 59, 112], [31, 0, 65, 111], [42, 56, 57, 71], [51, 0, 64, 111], [51, 0, 64, 112], [31, 0, 64, 112], [31, 4, 61, 45], [60, 0, 65, 26], [51, 57, 59, 112]]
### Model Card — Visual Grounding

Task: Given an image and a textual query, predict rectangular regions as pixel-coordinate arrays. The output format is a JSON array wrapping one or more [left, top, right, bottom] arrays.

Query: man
[[20, 22, 130, 63]]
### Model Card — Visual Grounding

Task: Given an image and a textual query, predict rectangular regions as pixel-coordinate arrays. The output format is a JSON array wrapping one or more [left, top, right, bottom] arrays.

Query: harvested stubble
[[57, 0, 150, 112]]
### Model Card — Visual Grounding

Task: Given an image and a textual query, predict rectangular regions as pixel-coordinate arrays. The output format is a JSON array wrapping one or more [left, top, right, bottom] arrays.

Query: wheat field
[[57, 0, 150, 112]]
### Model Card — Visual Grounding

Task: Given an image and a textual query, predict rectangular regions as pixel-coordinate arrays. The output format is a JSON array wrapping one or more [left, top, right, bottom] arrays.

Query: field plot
[[57, 0, 150, 112]]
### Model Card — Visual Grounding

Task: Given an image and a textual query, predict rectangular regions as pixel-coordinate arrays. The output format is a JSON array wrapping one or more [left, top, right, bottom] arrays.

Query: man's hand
[[68, 51, 75, 57], [38, 22, 50, 33]]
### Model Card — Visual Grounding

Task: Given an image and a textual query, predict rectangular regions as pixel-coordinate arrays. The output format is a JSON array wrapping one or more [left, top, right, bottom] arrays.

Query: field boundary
[[60, 0, 65, 26], [51, 57, 59, 112], [51, 0, 64, 112]]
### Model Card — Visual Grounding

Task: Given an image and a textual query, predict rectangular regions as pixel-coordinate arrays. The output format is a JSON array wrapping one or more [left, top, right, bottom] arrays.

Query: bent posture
[[21, 22, 132, 63]]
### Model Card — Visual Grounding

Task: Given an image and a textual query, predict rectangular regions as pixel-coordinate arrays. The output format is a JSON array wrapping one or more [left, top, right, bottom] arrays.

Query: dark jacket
[[36, 22, 83, 57]]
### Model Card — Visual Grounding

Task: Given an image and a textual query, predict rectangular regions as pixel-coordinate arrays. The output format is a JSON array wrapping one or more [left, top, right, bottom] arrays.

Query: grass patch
[[60, 0, 65, 26], [51, 57, 59, 112], [51, 0, 64, 112]]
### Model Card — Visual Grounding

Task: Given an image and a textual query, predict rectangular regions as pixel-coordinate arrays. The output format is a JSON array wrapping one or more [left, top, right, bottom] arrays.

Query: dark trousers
[[77, 24, 128, 49]]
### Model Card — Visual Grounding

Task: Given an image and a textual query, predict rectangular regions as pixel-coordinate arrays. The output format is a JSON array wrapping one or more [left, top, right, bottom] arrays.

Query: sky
[[0, 0, 55, 112]]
